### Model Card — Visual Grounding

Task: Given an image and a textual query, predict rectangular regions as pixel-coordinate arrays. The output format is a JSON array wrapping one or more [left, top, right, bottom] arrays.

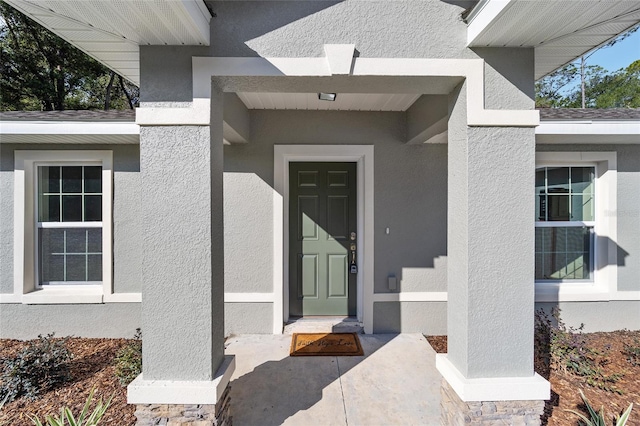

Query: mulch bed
[[0, 338, 136, 425], [426, 331, 640, 426], [1, 332, 639, 425]]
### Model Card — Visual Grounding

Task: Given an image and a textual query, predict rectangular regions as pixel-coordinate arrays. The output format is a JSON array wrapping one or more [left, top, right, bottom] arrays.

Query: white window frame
[[535, 152, 617, 302], [13, 151, 113, 304]]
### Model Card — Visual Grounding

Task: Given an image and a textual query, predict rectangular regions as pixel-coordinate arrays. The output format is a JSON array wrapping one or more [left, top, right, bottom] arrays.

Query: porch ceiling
[[236, 93, 421, 112], [2, 0, 212, 85], [467, 0, 640, 79]]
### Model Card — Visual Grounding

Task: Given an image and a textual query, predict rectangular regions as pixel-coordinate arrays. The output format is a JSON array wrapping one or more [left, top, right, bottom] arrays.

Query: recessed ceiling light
[[318, 92, 337, 101]]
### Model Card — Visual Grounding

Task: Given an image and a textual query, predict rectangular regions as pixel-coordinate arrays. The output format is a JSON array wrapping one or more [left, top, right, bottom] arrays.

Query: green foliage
[[114, 329, 142, 387], [566, 389, 633, 426], [622, 338, 640, 367], [536, 25, 640, 109], [534, 309, 623, 394], [0, 2, 138, 111], [0, 334, 72, 402], [30, 387, 113, 426]]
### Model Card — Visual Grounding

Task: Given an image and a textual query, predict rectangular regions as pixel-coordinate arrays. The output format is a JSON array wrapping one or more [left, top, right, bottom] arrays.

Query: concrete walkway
[[224, 333, 442, 426]]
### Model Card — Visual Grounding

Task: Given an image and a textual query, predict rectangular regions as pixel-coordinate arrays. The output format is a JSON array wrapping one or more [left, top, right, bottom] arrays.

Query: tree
[[536, 60, 640, 109], [536, 25, 639, 109], [0, 2, 138, 111]]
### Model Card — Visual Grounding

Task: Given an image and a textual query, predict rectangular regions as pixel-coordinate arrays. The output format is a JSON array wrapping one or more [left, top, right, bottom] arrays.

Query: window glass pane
[[84, 195, 102, 221], [66, 254, 87, 281], [535, 169, 546, 221], [40, 166, 60, 193], [38, 228, 102, 284], [62, 195, 82, 221], [87, 229, 102, 252], [547, 167, 569, 193], [62, 166, 82, 193], [571, 195, 594, 221], [547, 195, 570, 221], [40, 228, 64, 254], [571, 167, 594, 195], [65, 229, 87, 253], [84, 166, 102, 193], [535, 226, 591, 280], [87, 255, 102, 281], [39, 195, 60, 222]]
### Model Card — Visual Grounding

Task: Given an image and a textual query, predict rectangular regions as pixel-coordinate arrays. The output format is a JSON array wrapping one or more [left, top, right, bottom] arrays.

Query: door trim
[[274, 145, 374, 334]]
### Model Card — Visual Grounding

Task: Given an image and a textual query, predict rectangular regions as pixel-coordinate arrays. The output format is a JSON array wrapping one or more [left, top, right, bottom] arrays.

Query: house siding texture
[[1, 0, 637, 344]]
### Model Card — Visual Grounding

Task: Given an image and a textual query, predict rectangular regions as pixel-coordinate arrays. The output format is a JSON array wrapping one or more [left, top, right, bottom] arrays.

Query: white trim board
[[274, 145, 375, 334], [137, 47, 539, 128]]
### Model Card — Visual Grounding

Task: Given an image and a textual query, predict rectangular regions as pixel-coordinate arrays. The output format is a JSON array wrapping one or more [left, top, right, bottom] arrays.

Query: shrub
[[534, 308, 623, 394], [622, 338, 640, 367], [114, 329, 142, 386], [0, 333, 72, 402], [566, 389, 633, 426], [30, 387, 113, 426]]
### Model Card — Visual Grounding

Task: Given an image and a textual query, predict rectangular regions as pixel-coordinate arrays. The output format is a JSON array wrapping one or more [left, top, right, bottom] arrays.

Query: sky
[[580, 28, 640, 72]]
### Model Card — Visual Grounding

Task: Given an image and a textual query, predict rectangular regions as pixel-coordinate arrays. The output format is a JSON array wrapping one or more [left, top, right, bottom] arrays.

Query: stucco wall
[[536, 301, 640, 332], [0, 143, 142, 339], [224, 109, 448, 298], [373, 301, 447, 334], [0, 303, 140, 339]]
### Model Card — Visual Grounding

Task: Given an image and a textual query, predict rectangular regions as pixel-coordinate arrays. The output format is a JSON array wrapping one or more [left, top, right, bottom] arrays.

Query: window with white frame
[[13, 151, 113, 303], [535, 166, 595, 281], [534, 152, 618, 300]]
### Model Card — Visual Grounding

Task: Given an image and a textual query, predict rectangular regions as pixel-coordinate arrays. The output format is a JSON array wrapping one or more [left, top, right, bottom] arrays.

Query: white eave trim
[[467, 0, 514, 46], [0, 121, 139, 136], [536, 120, 640, 136], [181, 0, 212, 45]]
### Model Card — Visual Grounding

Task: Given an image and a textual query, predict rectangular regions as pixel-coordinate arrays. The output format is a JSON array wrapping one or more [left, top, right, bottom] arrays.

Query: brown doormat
[[290, 332, 364, 356]]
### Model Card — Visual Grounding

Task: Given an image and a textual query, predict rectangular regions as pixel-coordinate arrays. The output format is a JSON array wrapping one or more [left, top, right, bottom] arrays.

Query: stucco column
[[436, 82, 548, 421], [128, 85, 234, 425]]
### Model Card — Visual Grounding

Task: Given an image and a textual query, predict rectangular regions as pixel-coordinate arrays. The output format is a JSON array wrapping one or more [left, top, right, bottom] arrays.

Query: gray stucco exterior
[[0, 3, 638, 411], [1, 1, 637, 343]]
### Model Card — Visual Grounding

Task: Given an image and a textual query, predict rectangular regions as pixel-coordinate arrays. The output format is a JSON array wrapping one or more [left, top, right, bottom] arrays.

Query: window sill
[[21, 287, 103, 304]]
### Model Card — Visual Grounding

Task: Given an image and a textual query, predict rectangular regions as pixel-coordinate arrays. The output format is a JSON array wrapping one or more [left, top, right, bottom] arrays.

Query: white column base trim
[[128, 355, 235, 405], [436, 354, 550, 402]]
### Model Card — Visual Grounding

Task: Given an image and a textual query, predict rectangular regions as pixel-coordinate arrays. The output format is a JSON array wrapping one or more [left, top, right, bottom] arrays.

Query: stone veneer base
[[440, 380, 545, 426], [134, 384, 231, 426]]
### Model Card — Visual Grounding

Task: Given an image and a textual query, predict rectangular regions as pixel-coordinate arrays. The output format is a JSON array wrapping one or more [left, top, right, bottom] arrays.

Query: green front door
[[289, 162, 357, 316]]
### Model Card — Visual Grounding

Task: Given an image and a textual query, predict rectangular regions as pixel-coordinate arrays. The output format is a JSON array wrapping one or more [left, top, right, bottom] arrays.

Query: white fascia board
[[466, 0, 514, 46], [1, 121, 139, 136], [536, 121, 640, 136], [436, 355, 550, 402], [180, 0, 212, 45]]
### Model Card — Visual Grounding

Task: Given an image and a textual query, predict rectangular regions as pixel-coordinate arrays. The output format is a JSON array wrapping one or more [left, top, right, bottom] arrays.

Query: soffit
[[237, 93, 421, 112], [3, 0, 212, 86], [467, 0, 640, 79]]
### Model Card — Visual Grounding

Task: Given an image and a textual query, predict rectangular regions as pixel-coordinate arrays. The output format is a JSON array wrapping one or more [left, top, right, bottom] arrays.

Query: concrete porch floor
[[224, 333, 442, 425]]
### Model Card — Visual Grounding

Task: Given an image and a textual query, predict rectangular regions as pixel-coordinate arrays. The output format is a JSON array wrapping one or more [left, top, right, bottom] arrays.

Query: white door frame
[[274, 145, 375, 333]]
